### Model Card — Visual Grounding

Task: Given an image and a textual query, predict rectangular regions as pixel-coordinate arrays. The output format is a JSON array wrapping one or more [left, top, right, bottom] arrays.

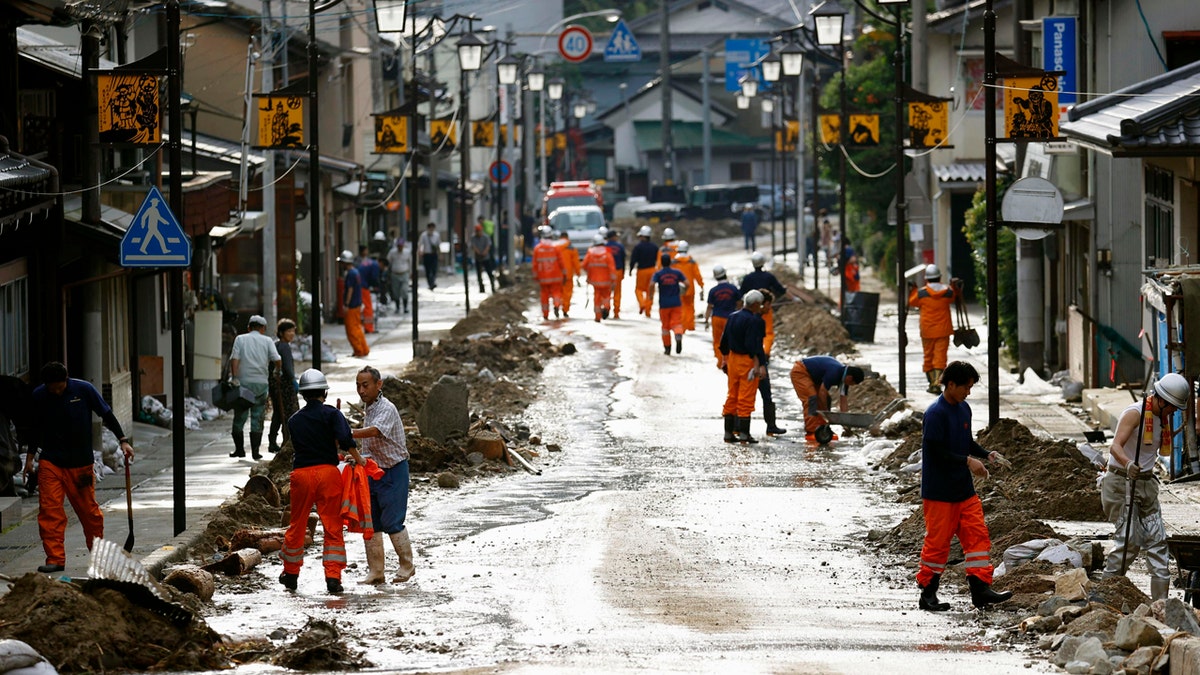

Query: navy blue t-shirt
[[740, 269, 786, 298], [629, 240, 660, 271], [719, 309, 767, 364], [651, 268, 687, 308], [32, 379, 125, 468], [802, 356, 848, 392], [343, 268, 364, 308], [287, 400, 356, 470], [707, 281, 741, 318], [920, 395, 989, 502], [605, 241, 627, 270]]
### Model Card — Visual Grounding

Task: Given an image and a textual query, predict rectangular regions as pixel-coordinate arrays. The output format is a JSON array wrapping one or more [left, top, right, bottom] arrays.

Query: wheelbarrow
[[815, 397, 908, 444], [1166, 535, 1200, 607]]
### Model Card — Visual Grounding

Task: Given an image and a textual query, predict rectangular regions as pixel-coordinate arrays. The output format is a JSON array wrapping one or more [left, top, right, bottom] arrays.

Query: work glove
[[989, 451, 1012, 469], [699, 289, 705, 301], [228, 377, 240, 388], [1126, 462, 1141, 480]]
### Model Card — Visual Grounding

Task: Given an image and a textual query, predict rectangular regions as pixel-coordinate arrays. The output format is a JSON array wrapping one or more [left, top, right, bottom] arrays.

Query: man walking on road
[[471, 223, 496, 293], [740, 251, 787, 299], [1099, 372, 1191, 600], [673, 241, 703, 332], [418, 222, 441, 290], [387, 236, 410, 313], [282, 369, 365, 595], [229, 314, 281, 460], [740, 204, 759, 252], [916, 361, 1012, 611], [704, 265, 740, 368], [353, 366, 416, 585], [604, 229, 627, 318], [649, 254, 689, 355], [556, 232, 581, 318], [583, 234, 618, 322], [28, 361, 134, 573], [629, 225, 659, 317], [339, 252, 370, 358], [719, 290, 767, 444], [532, 227, 566, 319], [908, 264, 960, 394], [267, 318, 298, 454], [788, 356, 863, 443]]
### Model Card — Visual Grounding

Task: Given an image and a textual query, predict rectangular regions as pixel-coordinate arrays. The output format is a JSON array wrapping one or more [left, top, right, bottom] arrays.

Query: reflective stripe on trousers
[[283, 464, 347, 579], [917, 495, 993, 587]]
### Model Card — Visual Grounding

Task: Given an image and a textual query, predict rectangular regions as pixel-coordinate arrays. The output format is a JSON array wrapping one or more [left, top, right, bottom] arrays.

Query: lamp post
[[547, 77, 564, 183], [497, 51, 520, 270], [781, 37, 804, 274], [761, 52, 782, 260], [878, 0, 909, 396], [571, 97, 587, 179], [527, 60, 545, 200], [457, 29, 485, 314], [811, 0, 847, 314]]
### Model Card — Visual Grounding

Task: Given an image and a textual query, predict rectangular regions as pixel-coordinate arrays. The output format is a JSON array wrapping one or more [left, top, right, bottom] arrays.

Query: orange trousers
[[723, 352, 760, 417], [789, 361, 823, 434], [344, 306, 370, 357], [922, 336, 950, 373], [711, 316, 728, 367], [612, 271, 624, 317], [37, 460, 103, 567], [591, 284, 613, 319], [917, 495, 994, 586], [680, 293, 696, 331], [635, 268, 655, 316], [562, 280, 575, 314], [281, 464, 347, 580], [659, 306, 683, 345], [362, 289, 375, 333], [539, 283, 563, 318]]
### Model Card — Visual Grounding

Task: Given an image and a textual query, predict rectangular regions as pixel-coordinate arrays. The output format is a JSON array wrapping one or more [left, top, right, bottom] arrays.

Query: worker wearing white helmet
[[532, 226, 567, 319], [604, 229, 627, 318], [907, 263, 962, 394], [582, 233, 619, 322], [655, 227, 679, 271], [672, 241, 704, 333], [555, 231, 582, 318], [1099, 371, 1193, 600], [740, 252, 786, 300], [629, 225, 660, 316], [705, 265, 742, 368], [718, 289, 767, 443]]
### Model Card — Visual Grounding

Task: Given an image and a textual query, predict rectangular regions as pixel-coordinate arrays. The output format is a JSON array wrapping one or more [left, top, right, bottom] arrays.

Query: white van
[[547, 205, 606, 254]]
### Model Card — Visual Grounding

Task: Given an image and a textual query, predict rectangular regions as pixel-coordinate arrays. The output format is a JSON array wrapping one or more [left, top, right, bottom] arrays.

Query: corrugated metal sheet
[[934, 162, 987, 183]]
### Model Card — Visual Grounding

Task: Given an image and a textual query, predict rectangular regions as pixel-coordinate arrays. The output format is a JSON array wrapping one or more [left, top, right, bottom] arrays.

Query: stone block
[[417, 375, 469, 444], [468, 431, 506, 460], [1164, 597, 1200, 636], [0, 497, 20, 529], [1170, 635, 1200, 674], [1114, 616, 1164, 650]]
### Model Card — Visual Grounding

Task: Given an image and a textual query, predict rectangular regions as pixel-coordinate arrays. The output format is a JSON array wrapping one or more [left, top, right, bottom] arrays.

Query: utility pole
[[167, 0, 186, 535], [660, 0, 674, 185], [260, 0, 277, 332]]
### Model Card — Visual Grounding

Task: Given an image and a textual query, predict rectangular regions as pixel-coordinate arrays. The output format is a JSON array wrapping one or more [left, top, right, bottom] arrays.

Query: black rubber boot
[[279, 572, 298, 591], [326, 577, 344, 594], [736, 417, 759, 444], [967, 575, 1012, 608], [723, 415, 736, 443], [229, 433, 245, 458], [250, 432, 263, 460], [919, 574, 951, 612], [675, 334, 683, 354], [764, 403, 787, 436]]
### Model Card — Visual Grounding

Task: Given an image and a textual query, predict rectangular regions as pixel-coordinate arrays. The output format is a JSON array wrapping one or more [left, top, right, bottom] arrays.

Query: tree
[[963, 179, 1018, 362]]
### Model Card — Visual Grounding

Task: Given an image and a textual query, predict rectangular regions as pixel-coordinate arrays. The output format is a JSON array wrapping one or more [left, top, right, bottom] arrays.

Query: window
[[0, 260, 29, 377], [730, 162, 752, 182], [1145, 165, 1174, 268]]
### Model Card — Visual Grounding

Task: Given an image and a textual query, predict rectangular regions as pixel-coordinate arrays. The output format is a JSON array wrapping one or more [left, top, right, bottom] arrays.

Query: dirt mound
[[849, 376, 901, 416], [0, 573, 227, 672], [1089, 574, 1151, 612], [190, 492, 286, 559], [449, 278, 537, 338], [271, 618, 369, 671]]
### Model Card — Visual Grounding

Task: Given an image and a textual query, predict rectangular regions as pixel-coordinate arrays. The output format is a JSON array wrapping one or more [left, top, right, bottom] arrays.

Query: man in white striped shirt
[[352, 366, 415, 584]]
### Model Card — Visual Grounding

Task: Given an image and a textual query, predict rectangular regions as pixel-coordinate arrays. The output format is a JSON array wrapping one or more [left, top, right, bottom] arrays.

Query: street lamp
[[496, 53, 520, 85], [496, 50, 521, 270], [527, 61, 546, 200], [812, 0, 847, 46], [811, 0, 849, 314], [573, 101, 588, 119], [458, 29, 484, 314], [877, 0, 910, 397], [371, 0, 405, 32], [781, 39, 805, 77], [736, 94, 750, 109], [547, 78, 564, 182], [739, 73, 759, 98], [762, 50, 782, 260]]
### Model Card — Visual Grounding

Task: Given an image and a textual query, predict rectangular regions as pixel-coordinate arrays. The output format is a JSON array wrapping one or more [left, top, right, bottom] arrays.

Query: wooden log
[[163, 565, 216, 600], [200, 548, 263, 577], [241, 474, 281, 507], [228, 528, 286, 553]]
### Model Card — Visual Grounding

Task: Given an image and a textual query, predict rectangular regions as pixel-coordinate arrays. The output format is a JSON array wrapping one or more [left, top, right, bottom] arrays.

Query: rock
[[1055, 636, 1089, 667], [547, 443, 562, 452], [467, 431, 506, 460], [436, 471, 460, 488], [1056, 604, 1090, 623], [515, 424, 530, 441], [529, 435, 542, 446], [1090, 656, 1115, 675], [1114, 616, 1165, 650], [1122, 645, 1160, 672], [1064, 660, 1091, 674], [1021, 614, 1063, 634], [1039, 596, 1074, 616], [1056, 567, 1091, 601], [1062, 607, 1121, 636], [466, 452, 486, 466], [477, 368, 496, 382], [1164, 598, 1200, 636], [560, 343, 577, 355], [1072, 637, 1108, 668], [417, 376, 470, 443]]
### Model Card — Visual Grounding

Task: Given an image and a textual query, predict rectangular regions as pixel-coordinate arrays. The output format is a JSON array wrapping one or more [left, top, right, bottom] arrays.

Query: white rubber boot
[[1151, 577, 1170, 601], [363, 534, 386, 585], [390, 530, 415, 582]]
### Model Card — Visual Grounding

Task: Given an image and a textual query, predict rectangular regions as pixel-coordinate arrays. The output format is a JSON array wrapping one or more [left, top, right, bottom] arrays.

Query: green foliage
[[962, 180, 1018, 361], [817, 29, 903, 286], [564, 0, 656, 31]]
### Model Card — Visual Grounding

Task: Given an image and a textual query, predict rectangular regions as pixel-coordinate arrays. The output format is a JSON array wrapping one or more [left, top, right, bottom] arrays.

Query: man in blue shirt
[[740, 204, 759, 252], [719, 290, 767, 443], [704, 265, 741, 369], [29, 361, 134, 573], [340, 251, 369, 357], [788, 355, 863, 442], [649, 254, 689, 355], [916, 361, 1012, 611], [604, 229, 627, 319], [629, 226, 660, 317], [740, 251, 787, 299]]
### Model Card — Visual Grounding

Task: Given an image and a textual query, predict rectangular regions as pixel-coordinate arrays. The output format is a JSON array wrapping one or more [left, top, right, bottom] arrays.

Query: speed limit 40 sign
[[558, 25, 593, 63]]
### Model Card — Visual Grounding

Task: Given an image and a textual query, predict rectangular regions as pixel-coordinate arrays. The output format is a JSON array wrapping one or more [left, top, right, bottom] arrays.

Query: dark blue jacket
[[802, 356, 848, 392], [920, 396, 989, 502], [707, 282, 741, 318], [629, 240, 660, 271], [605, 241, 627, 270], [719, 309, 767, 364], [651, 268, 687, 308], [740, 270, 786, 298], [32, 379, 126, 468], [343, 267, 364, 308], [287, 400, 356, 470]]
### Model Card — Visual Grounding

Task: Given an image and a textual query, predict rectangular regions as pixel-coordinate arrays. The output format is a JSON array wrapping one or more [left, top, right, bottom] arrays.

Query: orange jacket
[[341, 459, 384, 539], [583, 245, 617, 286], [674, 254, 703, 296], [908, 282, 956, 339], [556, 239, 581, 277], [655, 241, 678, 269], [763, 307, 776, 356], [533, 240, 566, 285]]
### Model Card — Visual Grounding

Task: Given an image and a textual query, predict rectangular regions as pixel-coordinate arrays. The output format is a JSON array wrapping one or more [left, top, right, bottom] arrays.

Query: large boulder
[[417, 375, 469, 443]]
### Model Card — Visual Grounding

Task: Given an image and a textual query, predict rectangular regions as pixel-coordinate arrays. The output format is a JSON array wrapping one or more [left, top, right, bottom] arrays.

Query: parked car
[[542, 181, 604, 224], [547, 205, 606, 254], [681, 183, 759, 220], [732, 184, 788, 221], [804, 178, 840, 213]]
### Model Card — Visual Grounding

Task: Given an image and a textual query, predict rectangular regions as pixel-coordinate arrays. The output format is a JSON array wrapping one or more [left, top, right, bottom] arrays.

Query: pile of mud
[[769, 268, 855, 357], [609, 217, 740, 247], [848, 376, 901, 415], [448, 273, 537, 338], [0, 573, 227, 672]]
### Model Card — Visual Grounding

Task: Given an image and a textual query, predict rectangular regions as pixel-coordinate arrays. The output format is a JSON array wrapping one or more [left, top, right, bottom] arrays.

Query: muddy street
[[184, 237, 1056, 674]]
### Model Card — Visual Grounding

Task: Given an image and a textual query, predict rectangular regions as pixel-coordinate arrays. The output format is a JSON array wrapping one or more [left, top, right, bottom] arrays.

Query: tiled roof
[[1061, 60, 1200, 157], [933, 162, 986, 183]]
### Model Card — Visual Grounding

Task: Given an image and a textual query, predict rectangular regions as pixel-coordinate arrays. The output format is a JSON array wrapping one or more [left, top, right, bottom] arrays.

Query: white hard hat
[[750, 251, 766, 268], [338, 250, 355, 264], [743, 290, 764, 306], [662, 227, 676, 240], [598, 226, 609, 236], [592, 233, 605, 245], [373, 230, 387, 241], [676, 240, 689, 253], [638, 225, 652, 237], [924, 264, 941, 280], [1154, 372, 1191, 409], [298, 368, 329, 393], [713, 265, 727, 280]]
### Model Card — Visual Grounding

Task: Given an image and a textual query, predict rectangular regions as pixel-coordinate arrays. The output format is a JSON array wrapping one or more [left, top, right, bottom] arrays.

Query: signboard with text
[[724, 38, 770, 93], [1043, 17, 1077, 106]]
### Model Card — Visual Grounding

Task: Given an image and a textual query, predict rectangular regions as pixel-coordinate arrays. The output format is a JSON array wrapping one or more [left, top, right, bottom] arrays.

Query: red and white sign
[[558, 25, 593, 63]]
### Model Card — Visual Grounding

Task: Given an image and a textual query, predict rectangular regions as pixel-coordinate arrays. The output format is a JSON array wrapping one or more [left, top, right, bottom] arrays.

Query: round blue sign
[[489, 160, 512, 184]]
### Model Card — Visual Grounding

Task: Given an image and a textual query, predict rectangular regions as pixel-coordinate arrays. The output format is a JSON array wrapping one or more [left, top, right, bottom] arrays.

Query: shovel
[[123, 459, 134, 552]]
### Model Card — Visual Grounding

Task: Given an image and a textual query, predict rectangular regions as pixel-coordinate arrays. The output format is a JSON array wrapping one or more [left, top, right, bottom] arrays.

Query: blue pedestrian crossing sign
[[603, 19, 641, 63], [120, 185, 192, 267]]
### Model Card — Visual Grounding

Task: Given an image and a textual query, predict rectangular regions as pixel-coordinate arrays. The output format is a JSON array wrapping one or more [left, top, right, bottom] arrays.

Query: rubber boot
[[1151, 577, 1170, 601], [926, 370, 942, 395], [389, 530, 416, 582], [736, 417, 759, 444], [250, 432, 263, 460], [967, 575, 1012, 608], [229, 433, 245, 458], [326, 577, 343, 594], [363, 535, 386, 585], [764, 402, 787, 436], [918, 574, 951, 612], [723, 414, 736, 443], [279, 572, 298, 590], [675, 333, 683, 354]]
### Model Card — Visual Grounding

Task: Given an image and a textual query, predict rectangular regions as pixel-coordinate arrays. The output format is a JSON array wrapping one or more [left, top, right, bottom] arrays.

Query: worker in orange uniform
[[649, 253, 690, 354], [629, 225, 660, 317], [908, 264, 960, 394], [656, 227, 679, 270], [339, 251, 370, 357], [583, 234, 618, 322], [843, 252, 861, 292], [705, 265, 740, 368], [718, 290, 767, 444], [556, 232, 581, 318], [281, 369, 365, 595], [673, 240, 704, 332], [604, 229, 627, 318], [789, 356, 864, 443], [756, 289, 787, 437], [532, 226, 566, 319]]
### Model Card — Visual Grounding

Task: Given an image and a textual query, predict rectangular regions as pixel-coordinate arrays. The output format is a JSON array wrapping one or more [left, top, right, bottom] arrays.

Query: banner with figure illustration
[[97, 73, 161, 145], [253, 94, 305, 149]]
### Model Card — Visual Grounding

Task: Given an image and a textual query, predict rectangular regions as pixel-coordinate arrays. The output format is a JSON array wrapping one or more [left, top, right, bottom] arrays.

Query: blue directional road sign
[[725, 38, 770, 92], [603, 19, 641, 63], [120, 185, 192, 267]]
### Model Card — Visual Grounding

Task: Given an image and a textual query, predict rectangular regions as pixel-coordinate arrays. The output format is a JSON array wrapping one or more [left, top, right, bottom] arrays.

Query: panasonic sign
[[1043, 16, 1077, 105]]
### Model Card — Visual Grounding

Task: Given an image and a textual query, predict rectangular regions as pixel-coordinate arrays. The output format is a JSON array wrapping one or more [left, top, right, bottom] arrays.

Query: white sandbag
[[1002, 538, 1072, 572], [1035, 542, 1083, 568], [0, 639, 52, 673]]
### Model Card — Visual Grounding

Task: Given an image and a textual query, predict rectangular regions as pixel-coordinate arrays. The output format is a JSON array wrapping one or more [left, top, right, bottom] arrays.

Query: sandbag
[[0, 639, 52, 674]]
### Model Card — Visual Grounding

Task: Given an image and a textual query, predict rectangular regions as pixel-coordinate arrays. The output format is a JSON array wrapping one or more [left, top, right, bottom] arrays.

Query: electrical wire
[[0, 143, 166, 197], [1135, 0, 1168, 70]]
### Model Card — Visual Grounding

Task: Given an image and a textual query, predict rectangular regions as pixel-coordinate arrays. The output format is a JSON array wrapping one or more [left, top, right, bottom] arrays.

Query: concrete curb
[[139, 508, 222, 579], [1169, 634, 1200, 671]]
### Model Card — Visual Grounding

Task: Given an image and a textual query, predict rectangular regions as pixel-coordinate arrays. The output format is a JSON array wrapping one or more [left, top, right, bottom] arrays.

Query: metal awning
[[1063, 198, 1094, 221]]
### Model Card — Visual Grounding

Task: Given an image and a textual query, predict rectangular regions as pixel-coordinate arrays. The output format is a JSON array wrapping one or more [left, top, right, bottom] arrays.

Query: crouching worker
[[282, 369, 365, 594], [917, 361, 1012, 611], [788, 356, 863, 443]]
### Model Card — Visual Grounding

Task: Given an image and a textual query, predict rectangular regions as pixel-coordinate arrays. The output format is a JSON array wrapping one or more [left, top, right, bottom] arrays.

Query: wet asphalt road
[[197, 239, 1058, 674]]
